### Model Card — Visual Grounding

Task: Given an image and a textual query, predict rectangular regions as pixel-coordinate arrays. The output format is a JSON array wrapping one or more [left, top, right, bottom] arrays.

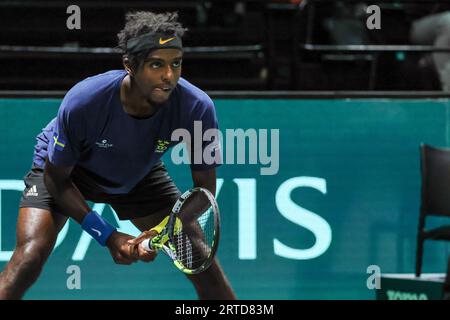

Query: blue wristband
[[81, 210, 116, 246]]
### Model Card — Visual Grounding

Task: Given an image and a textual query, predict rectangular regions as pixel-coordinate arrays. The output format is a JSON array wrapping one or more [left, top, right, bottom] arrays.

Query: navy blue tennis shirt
[[32, 70, 220, 194]]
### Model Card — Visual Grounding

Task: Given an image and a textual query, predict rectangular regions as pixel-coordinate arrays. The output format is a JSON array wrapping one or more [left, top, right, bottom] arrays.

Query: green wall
[[0, 98, 449, 299]]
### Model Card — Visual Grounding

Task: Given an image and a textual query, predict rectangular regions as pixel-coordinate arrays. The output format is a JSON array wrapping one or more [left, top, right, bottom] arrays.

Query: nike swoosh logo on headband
[[159, 37, 176, 45]]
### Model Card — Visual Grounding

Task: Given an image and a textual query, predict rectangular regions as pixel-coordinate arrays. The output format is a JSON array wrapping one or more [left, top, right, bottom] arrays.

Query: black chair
[[443, 256, 450, 299], [416, 144, 450, 277]]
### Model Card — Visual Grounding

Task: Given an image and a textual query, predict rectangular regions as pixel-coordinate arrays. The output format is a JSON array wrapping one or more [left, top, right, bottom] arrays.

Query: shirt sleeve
[[47, 96, 86, 167], [188, 98, 222, 171]]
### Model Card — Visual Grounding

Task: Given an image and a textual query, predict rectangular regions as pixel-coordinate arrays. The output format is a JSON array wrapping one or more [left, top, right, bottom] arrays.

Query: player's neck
[[120, 75, 158, 118]]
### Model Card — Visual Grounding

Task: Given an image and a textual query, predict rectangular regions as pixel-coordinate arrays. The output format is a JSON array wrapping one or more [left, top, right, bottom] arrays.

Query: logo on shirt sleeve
[[53, 134, 66, 151]]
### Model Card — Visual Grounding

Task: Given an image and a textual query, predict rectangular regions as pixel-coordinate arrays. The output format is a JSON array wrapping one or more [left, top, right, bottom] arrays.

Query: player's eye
[[149, 61, 162, 69], [172, 60, 182, 68]]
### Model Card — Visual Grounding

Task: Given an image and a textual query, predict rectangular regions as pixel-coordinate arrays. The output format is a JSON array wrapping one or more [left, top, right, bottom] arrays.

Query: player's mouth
[[150, 85, 173, 102], [153, 85, 173, 94]]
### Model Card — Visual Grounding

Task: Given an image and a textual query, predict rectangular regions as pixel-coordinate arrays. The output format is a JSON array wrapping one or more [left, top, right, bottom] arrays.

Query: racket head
[[165, 187, 221, 274]]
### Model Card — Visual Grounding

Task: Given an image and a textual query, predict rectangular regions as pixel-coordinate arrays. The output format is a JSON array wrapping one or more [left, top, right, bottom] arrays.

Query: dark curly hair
[[117, 11, 187, 71]]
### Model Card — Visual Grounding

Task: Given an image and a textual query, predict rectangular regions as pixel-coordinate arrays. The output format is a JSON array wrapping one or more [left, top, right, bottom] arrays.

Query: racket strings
[[172, 206, 215, 269]]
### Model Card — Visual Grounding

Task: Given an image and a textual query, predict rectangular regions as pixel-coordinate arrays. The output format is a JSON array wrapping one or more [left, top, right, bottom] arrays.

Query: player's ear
[[123, 56, 134, 76]]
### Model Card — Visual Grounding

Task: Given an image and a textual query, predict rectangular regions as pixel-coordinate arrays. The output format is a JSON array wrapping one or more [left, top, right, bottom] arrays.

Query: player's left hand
[[127, 230, 158, 262]]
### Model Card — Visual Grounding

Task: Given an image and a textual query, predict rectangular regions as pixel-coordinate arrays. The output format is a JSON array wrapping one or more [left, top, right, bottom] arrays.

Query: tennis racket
[[141, 187, 220, 274]]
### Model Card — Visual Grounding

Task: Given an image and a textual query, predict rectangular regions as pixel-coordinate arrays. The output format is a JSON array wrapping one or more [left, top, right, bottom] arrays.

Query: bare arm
[[191, 168, 216, 196], [43, 159, 90, 223], [176, 168, 217, 222], [43, 159, 137, 264]]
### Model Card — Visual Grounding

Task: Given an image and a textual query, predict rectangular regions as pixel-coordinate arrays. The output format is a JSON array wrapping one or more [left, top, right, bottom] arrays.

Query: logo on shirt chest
[[95, 139, 114, 149], [155, 139, 170, 153]]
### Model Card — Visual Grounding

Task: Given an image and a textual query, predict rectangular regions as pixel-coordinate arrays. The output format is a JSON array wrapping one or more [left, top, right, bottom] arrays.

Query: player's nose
[[162, 65, 174, 82]]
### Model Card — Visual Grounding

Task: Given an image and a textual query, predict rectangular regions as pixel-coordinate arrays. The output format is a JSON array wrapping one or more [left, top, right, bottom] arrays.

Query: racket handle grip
[[141, 238, 152, 251]]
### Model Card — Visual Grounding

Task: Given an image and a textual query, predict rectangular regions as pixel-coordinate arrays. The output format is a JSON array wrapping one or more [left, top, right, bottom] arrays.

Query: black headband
[[126, 32, 183, 54]]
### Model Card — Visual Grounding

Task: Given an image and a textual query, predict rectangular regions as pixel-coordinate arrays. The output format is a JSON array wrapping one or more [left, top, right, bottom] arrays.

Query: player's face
[[135, 48, 183, 104]]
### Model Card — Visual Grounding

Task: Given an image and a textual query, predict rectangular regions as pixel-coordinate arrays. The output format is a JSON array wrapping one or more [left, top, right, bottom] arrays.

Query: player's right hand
[[127, 230, 159, 263], [105, 231, 139, 265]]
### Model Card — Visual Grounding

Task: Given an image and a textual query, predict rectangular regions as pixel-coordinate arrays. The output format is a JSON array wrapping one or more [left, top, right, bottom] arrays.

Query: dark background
[[1, 0, 449, 92]]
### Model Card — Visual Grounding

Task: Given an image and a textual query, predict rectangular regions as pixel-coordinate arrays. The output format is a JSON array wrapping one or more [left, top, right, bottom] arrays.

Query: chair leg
[[443, 257, 450, 300], [415, 236, 424, 277]]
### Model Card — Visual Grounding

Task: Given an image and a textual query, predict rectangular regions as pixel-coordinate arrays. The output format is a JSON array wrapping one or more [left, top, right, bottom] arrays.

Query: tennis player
[[0, 11, 235, 300]]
